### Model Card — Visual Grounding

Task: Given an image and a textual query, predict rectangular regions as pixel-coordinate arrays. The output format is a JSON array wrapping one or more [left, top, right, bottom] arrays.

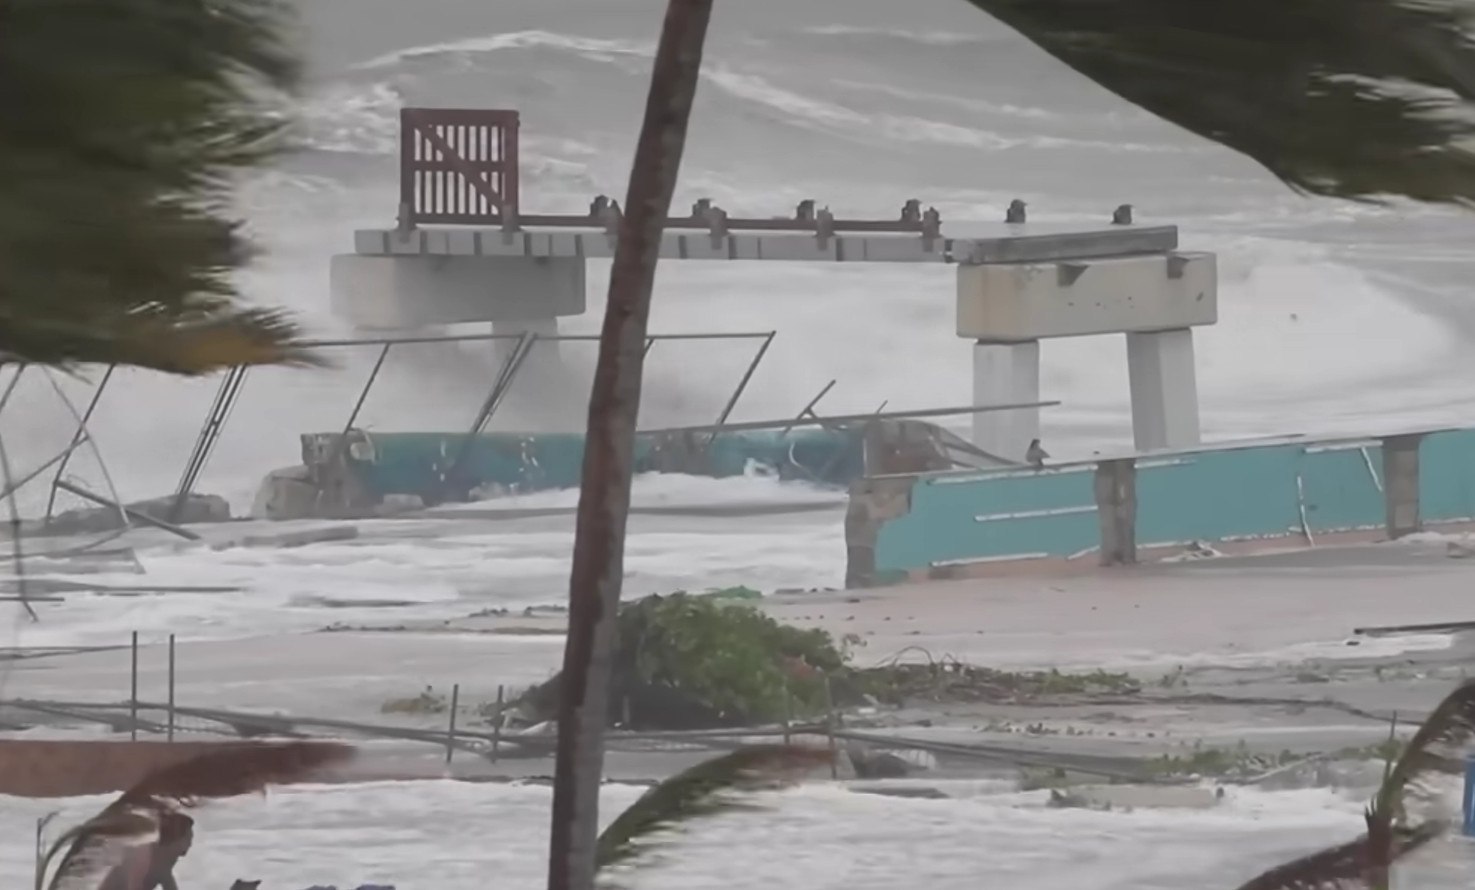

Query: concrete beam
[[330, 254, 585, 329], [352, 224, 1179, 266], [957, 252, 1217, 341]]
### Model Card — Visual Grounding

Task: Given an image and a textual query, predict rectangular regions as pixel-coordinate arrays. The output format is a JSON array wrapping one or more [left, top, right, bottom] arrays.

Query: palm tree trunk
[[545, 3, 714, 890]]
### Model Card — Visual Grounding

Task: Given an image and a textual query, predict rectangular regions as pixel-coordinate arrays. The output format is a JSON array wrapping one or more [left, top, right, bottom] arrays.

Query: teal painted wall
[[1419, 429, 1475, 522], [337, 427, 863, 501], [872, 428, 1475, 577]]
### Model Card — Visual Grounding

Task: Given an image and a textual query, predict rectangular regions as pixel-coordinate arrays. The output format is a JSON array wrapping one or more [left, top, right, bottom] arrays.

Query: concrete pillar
[[971, 340, 1041, 463], [1382, 434, 1422, 539], [1125, 328, 1201, 452], [1094, 458, 1137, 566]]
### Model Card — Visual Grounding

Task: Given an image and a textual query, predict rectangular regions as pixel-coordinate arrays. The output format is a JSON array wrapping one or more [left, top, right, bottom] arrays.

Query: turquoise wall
[[1419, 429, 1475, 523], [337, 427, 864, 500], [872, 428, 1475, 578]]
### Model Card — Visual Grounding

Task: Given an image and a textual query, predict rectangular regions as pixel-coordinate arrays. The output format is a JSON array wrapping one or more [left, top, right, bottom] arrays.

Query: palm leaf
[[0, 307, 324, 374], [594, 744, 832, 871], [42, 741, 354, 890], [0, 0, 315, 372], [115, 739, 354, 804], [1371, 678, 1475, 823], [1230, 822, 1444, 890], [38, 806, 160, 890], [961, 0, 1475, 205], [1230, 678, 1475, 889]]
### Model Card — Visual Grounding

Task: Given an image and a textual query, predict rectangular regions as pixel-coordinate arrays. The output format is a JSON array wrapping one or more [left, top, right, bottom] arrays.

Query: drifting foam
[[0, 782, 1382, 890]]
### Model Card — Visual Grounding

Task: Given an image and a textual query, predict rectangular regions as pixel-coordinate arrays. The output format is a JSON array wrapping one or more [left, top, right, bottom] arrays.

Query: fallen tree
[[510, 592, 1141, 730], [515, 593, 843, 730]]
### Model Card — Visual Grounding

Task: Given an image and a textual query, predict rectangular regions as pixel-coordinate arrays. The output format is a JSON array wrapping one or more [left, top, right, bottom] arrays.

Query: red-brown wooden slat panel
[[399, 108, 521, 226]]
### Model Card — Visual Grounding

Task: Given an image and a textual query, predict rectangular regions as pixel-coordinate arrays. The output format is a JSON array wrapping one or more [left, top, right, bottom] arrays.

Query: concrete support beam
[[971, 340, 1041, 463], [1126, 328, 1201, 452], [1382, 434, 1423, 539], [1094, 458, 1138, 566], [330, 254, 585, 330], [957, 252, 1217, 341], [353, 223, 1181, 266]]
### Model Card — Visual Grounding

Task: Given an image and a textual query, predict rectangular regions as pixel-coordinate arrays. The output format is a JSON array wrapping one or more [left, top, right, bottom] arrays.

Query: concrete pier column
[[1094, 458, 1138, 566], [972, 340, 1040, 463], [1125, 328, 1201, 452], [1382, 434, 1423, 539]]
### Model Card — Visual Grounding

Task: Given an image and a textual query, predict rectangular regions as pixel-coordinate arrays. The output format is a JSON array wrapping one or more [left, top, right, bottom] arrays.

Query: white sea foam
[[0, 781, 1392, 890], [0, 478, 847, 648]]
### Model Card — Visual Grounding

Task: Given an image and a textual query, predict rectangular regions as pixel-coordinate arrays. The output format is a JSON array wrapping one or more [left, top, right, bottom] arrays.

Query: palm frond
[[1371, 679, 1475, 822], [1231, 822, 1444, 890], [119, 740, 355, 804], [0, 0, 314, 371], [42, 741, 354, 890], [962, 0, 1475, 205], [0, 307, 323, 374], [1231, 679, 1475, 889], [594, 744, 832, 871], [40, 806, 160, 890]]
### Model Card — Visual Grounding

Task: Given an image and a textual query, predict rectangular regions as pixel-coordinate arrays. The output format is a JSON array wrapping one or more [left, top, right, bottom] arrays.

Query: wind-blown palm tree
[[547, 5, 714, 890], [962, 0, 1475, 205], [0, 0, 316, 373], [554, 2, 1475, 889]]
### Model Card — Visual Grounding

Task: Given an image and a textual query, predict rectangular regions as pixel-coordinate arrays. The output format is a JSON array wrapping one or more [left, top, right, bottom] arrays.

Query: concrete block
[[251, 465, 320, 521], [353, 229, 389, 255], [388, 229, 426, 255], [330, 254, 587, 329], [443, 230, 478, 256], [732, 237, 763, 261], [549, 232, 585, 258], [757, 236, 840, 262], [680, 235, 732, 260], [856, 237, 943, 263], [657, 235, 685, 260], [957, 251, 1217, 340], [477, 231, 528, 257]]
